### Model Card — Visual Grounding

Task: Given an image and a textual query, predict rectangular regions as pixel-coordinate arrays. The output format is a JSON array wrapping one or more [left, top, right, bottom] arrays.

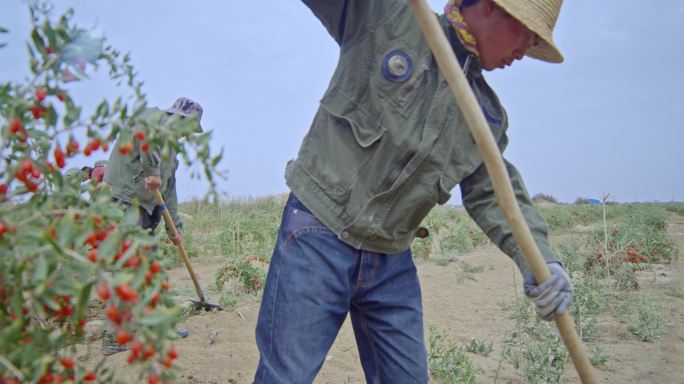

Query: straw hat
[[456, 0, 564, 63], [496, 0, 564, 63]]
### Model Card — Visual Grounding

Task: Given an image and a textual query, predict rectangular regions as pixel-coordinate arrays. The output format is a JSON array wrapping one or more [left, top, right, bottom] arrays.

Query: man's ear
[[483, 0, 497, 16]]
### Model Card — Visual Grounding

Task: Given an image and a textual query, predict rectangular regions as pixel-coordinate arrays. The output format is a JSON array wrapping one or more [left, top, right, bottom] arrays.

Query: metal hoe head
[[189, 298, 223, 311]]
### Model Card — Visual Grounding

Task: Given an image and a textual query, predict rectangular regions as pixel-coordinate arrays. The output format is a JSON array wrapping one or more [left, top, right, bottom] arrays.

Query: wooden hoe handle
[[407, 1, 597, 382], [152, 189, 208, 305]]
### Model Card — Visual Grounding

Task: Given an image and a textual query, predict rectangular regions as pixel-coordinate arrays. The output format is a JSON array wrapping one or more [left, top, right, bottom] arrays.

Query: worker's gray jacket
[[105, 108, 181, 234], [286, 0, 560, 273]]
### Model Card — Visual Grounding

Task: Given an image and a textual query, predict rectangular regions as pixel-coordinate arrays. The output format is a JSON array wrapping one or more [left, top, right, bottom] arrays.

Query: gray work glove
[[523, 262, 573, 321]]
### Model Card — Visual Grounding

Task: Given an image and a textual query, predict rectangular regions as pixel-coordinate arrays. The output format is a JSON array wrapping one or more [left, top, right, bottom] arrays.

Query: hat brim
[[526, 36, 563, 63]]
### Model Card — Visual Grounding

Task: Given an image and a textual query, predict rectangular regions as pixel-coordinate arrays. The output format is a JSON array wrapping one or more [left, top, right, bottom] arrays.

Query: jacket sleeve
[[459, 158, 560, 276], [301, 0, 402, 46], [163, 174, 182, 236]]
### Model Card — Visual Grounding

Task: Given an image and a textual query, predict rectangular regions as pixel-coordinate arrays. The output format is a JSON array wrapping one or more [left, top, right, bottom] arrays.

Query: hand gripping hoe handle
[[407, 1, 596, 382]]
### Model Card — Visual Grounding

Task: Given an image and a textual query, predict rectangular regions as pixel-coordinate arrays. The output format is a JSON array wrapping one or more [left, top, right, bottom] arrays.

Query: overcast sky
[[2, 1, 683, 203]]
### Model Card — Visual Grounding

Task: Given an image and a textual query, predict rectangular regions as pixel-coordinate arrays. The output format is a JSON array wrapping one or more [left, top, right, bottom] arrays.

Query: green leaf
[[30, 28, 45, 54], [138, 307, 180, 326], [63, 98, 82, 127], [56, 216, 78, 248], [111, 271, 134, 288], [77, 281, 94, 313], [132, 102, 147, 118], [96, 229, 119, 263], [32, 255, 48, 284], [0, 27, 9, 33], [41, 21, 57, 53], [28, 128, 49, 141], [94, 100, 109, 121], [119, 104, 128, 120], [211, 152, 223, 167], [45, 104, 58, 127], [112, 97, 121, 116], [122, 205, 140, 226], [42, 295, 60, 313]]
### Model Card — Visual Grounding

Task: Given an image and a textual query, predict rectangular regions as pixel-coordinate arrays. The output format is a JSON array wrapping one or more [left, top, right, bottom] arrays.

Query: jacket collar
[[438, 13, 483, 79]]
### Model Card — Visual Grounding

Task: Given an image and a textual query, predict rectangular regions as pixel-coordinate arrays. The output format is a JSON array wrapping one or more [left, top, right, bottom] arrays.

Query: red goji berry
[[66, 140, 79, 155], [161, 358, 173, 368], [59, 358, 74, 369], [143, 345, 155, 360], [106, 306, 122, 325], [31, 105, 43, 119], [59, 305, 73, 318], [87, 248, 98, 263], [9, 118, 22, 134], [150, 261, 161, 274], [115, 284, 139, 302], [35, 87, 47, 102], [118, 142, 133, 155], [125, 255, 140, 269], [116, 330, 133, 346], [89, 138, 100, 151], [135, 129, 145, 141], [150, 293, 160, 308], [54, 146, 66, 169], [96, 284, 110, 301], [131, 342, 143, 355], [85, 232, 98, 247]]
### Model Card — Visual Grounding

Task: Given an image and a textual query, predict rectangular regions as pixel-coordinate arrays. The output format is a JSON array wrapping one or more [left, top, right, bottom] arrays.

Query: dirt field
[[95, 212, 684, 383]]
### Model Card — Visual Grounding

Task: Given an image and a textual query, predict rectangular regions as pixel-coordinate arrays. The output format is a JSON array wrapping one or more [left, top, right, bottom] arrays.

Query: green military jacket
[[105, 107, 182, 234], [286, 0, 559, 274]]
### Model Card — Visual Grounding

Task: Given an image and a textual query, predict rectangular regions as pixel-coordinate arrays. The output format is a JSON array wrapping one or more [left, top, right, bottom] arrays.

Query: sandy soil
[[94, 212, 684, 383]]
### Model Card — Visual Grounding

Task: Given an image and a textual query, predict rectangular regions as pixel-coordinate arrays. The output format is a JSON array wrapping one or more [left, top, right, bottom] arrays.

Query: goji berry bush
[[0, 2, 222, 383]]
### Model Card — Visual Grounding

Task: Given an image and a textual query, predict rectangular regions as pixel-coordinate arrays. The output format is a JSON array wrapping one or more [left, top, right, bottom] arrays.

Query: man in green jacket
[[104, 97, 203, 245], [254, 0, 573, 382], [101, 97, 202, 355]]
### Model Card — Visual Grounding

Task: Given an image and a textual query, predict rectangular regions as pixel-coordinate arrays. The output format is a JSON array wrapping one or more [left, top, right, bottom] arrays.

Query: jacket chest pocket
[[371, 44, 434, 120], [299, 96, 387, 204]]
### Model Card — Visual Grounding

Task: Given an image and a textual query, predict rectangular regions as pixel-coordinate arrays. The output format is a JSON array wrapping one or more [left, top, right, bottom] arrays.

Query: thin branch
[[0, 355, 24, 381], [62, 248, 89, 264]]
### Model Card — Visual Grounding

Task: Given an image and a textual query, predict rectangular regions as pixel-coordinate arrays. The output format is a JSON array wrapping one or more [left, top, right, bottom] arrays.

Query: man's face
[[472, 2, 537, 71], [91, 166, 105, 184]]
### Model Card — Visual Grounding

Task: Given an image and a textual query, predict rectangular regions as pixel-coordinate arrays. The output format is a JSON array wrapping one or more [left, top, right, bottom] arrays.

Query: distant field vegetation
[[170, 195, 679, 298]]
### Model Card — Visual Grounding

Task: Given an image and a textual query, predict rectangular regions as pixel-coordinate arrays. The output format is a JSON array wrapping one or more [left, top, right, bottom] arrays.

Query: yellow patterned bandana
[[444, 0, 480, 58]]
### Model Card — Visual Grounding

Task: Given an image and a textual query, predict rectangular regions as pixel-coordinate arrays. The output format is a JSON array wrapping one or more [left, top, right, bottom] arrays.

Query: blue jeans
[[254, 194, 428, 384]]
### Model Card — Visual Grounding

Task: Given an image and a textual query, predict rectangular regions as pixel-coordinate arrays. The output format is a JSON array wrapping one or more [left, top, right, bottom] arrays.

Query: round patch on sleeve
[[382, 50, 413, 82]]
